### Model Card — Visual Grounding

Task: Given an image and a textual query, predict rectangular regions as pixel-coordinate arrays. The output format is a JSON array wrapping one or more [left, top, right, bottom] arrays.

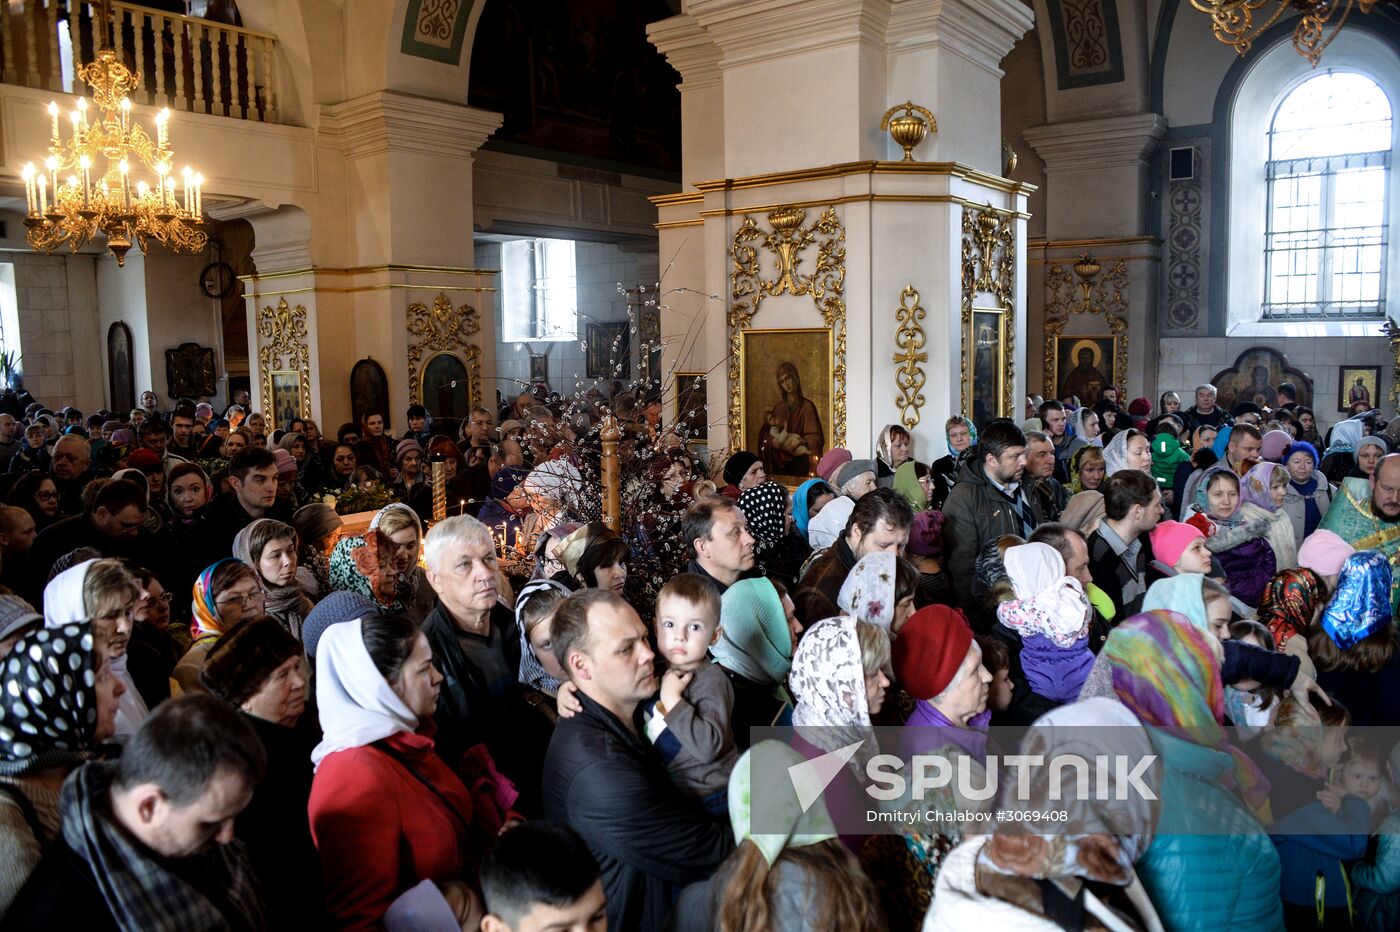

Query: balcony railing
[[0, 0, 281, 123]]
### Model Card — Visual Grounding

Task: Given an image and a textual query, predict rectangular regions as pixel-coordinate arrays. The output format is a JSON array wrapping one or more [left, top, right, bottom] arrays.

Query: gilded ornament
[[892, 286, 928, 429], [406, 293, 482, 412], [1043, 253, 1130, 400], [880, 101, 936, 161], [1384, 319, 1400, 410], [1189, 0, 1382, 67], [729, 205, 847, 453], [960, 204, 1017, 419], [1002, 139, 1018, 177], [257, 298, 312, 420]]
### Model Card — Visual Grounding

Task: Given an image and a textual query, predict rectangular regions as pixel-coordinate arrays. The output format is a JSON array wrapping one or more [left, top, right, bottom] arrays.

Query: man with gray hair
[[1183, 382, 1233, 434], [50, 433, 92, 518], [421, 514, 552, 810]]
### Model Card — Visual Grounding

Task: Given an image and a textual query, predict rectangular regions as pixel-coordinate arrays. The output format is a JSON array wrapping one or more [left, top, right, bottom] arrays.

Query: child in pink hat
[[1150, 520, 1213, 575]]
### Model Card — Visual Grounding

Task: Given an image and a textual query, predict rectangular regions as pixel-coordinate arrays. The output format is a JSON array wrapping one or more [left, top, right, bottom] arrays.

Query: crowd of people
[[0, 378, 1398, 930]]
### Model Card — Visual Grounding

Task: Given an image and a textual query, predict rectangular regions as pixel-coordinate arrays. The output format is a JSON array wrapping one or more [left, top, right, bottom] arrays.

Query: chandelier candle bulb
[[47, 102, 59, 146], [37, 175, 46, 216], [20, 164, 35, 215]]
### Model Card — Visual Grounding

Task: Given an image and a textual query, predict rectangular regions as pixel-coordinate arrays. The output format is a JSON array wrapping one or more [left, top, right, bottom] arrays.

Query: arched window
[[1264, 72, 1392, 320]]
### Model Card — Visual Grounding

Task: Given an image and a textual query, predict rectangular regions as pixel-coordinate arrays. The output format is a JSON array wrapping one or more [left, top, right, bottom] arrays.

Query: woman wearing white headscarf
[[43, 559, 147, 740], [308, 613, 516, 930], [926, 698, 1165, 931], [805, 494, 854, 550]]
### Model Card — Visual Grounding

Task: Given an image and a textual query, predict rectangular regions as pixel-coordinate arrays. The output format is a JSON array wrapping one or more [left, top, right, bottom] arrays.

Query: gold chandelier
[[19, 4, 205, 266], [1189, 0, 1386, 66]]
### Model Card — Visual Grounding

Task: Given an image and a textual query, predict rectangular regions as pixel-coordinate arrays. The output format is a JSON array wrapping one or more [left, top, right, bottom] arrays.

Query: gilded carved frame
[[1042, 254, 1129, 401], [892, 285, 928, 428], [729, 205, 847, 454], [960, 204, 1016, 419], [257, 298, 312, 421], [406, 293, 482, 412]]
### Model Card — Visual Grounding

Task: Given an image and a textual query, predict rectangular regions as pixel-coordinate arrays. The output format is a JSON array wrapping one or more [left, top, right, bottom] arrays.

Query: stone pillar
[[240, 94, 503, 432], [650, 0, 1035, 462], [1023, 114, 1166, 403]]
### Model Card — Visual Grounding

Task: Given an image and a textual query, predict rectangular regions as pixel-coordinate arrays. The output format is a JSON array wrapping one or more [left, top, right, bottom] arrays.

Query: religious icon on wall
[[586, 321, 631, 379], [741, 328, 832, 482], [1210, 347, 1313, 413], [165, 342, 217, 399], [1339, 366, 1381, 413], [966, 308, 1008, 431], [674, 372, 708, 444], [1054, 335, 1118, 410], [268, 371, 303, 431], [107, 322, 135, 413], [350, 358, 389, 428], [422, 353, 471, 420]]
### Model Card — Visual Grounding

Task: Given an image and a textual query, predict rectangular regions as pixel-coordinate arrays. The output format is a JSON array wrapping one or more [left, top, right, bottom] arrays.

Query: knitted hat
[[1128, 397, 1152, 417], [906, 509, 944, 558], [301, 591, 376, 659], [723, 451, 760, 487], [127, 447, 162, 471], [200, 616, 303, 707], [1285, 441, 1319, 468], [831, 459, 875, 491], [815, 449, 852, 482], [893, 605, 974, 700], [1149, 520, 1205, 569], [1261, 430, 1293, 463], [395, 438, 424, 463], [273, 448, 298, 477], [292, 502, 342, 548], [0, 595, 42, 642], [1297, 529, 1355, 578], [109, 428, 134, 446], [499, 419, 524, 437]]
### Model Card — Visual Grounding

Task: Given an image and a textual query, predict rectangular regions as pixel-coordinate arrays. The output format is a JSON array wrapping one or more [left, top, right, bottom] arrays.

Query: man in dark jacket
[[543, 589, 731, 931], [941, 419, 1045, 611], [1025, 430, 1067, 523], [1181, 383, 1234, 435], [792, 488, 912, 627], [682, 495, 758, 594], [3, 695, 267, 931], [187, 447, 282, 575], [26, 479, 150, 607], [422, 514, 551, 811], [50, 434, 93, 518], [1086, 470, 1163, 618]]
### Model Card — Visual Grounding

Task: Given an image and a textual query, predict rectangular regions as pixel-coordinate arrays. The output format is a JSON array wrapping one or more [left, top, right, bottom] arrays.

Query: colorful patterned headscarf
[[1319, 551, 1393, 652], [1257, 568, 1326, 651], [328, 531, 408, 613], [191, 558, 240, 641], [995, 542, 1090, 648], [791, 479, 834, 540], [1193, 464, 1243, 525], [837, 552, 897, 630], [892, 461, 927, 511], [1240, 461, 1286, 513], [737, 481, 789, 558], [1102, 610, 1269, 813], [0, 624, 101, 775], [946, 416, 977, 455]]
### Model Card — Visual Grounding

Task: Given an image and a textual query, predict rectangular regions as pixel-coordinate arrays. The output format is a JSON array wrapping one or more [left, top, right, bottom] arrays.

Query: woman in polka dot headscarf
[[0, 623, 125, 912], [738, 481, 811, 590]]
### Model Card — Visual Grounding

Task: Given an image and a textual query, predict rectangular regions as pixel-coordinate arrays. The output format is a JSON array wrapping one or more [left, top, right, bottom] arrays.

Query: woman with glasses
[[6, 471, 59, 533], [125, 568, 182, 708], [42, 558, 147, 740], [172, 558, 265, 694]]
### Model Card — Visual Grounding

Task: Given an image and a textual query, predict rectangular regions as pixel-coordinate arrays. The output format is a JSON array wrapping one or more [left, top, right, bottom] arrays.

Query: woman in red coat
[[309, 613, 513, 930]]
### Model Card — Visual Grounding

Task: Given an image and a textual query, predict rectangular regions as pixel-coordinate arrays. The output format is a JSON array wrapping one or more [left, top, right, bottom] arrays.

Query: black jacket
[[792, 536, 856, 628], [941, 458, 1046, 610], [542, 691, 732, 931], [421, 602, 552, 811], [1, 837, 119, 931], [1086, 525, 1158, 618]]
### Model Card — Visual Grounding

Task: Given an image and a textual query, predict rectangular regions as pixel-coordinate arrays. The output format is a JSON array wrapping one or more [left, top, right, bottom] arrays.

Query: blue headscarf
[[1325, 419, 1364, 458], [946, 416, 977, 456], [791, 478, 835, 539], [1320, 551, 1393, 651], [1211, 425, 1233, 460]]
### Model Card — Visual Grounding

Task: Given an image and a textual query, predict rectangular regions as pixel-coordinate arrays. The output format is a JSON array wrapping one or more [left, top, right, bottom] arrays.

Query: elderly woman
[[738, 480, 809, 590], [1101, 610, 1281, 931], [930, 417, 975, 511], [875, 423, 913, 487], [310, 614, 514, 930], [369, 503, 436, 624], [1281, 440, 1331, 545], [233, 519, 316, 641], [713, 578, 801, 748], [43, 559, 147, 739], [172, 558, 266, 693], [0, 623, 124, 914], [927, 698, 1164, 931], [201, 615, 324, 927]]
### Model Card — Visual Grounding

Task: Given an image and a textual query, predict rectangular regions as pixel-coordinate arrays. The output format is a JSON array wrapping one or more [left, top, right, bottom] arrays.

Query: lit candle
[[76, 97, 87, 129], [45, 158, 57, 212], [37, 174, 46, 215], [20, 163, 35, 215], [119, 98, 131, 133], [69, 109, 81, 145], [181, 166, 192, 213], [136, 180, 149, 200], [193, 173, 203, 215], [46, 102, 58, 147], [118, 159, 130, 210], [79, 155, 91, 206], [156, 108, 169, 149]]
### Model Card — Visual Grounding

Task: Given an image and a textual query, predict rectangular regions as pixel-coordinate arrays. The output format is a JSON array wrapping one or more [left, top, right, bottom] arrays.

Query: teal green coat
[[1355, 809, 1400, 931], [1136, 728, 1284, 931]]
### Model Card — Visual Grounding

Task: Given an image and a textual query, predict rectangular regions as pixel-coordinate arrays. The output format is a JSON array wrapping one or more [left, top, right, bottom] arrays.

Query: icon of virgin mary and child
[[756, 361, 825, 477]]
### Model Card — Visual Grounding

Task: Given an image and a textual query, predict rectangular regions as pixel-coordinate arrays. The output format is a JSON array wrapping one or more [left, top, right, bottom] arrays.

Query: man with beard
[[1319, 453, 1400, 610]]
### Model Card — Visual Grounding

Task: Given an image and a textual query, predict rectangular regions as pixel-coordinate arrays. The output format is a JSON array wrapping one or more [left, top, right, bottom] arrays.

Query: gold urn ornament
[[880, 101, 936, 161]]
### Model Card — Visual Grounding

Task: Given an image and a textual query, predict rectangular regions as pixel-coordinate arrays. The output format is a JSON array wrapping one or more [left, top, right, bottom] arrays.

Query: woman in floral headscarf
[[930, 416, 976, 512], [1309, 550, 1400, 725], [1101, 610, 1282, 932], [837, 552, 920, 636], [1256, 567, 1328, 675], [327, 531, 409, 615], [1186, 465, 1276, 608]]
